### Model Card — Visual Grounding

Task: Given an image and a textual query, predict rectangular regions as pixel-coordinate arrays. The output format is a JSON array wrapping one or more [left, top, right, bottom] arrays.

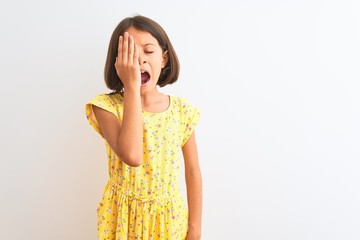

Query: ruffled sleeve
[[85, 93, 120, 138], [180, 98, 201, 147]]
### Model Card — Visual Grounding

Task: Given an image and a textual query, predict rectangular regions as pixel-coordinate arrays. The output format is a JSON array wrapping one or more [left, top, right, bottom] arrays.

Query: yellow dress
[[85, 93, 200, 240]]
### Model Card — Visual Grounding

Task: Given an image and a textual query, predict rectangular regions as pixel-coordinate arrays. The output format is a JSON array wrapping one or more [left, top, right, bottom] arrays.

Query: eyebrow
[[143, 43, 156, 47]]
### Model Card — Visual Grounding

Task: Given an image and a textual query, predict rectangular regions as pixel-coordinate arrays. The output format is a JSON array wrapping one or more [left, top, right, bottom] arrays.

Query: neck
[[140, 87, 163, 105]]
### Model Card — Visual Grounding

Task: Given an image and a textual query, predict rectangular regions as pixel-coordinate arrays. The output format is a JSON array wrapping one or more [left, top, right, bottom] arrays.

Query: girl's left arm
[[182, 131, 202, 240]]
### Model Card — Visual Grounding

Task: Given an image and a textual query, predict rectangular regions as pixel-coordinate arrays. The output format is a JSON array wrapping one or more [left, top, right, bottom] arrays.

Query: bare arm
[[182, 131, 202, 240], [93, 32, 143, 167], [92, 90, 142, 167]]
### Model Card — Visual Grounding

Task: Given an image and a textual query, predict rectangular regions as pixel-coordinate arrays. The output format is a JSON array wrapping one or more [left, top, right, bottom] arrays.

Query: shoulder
[[89, 92, 123, 106], [169, 96, 201, 146], [86, 92, 124, 117], [171, 95, 195, 109], [170, 95, 201, 116]]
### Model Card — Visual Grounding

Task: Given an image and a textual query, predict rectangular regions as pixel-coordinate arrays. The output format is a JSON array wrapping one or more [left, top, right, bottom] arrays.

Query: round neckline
[[142, 95, 172, 115]]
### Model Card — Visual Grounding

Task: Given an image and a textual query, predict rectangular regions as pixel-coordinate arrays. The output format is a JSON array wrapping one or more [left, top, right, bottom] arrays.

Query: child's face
[[125, 27, 168, 93]]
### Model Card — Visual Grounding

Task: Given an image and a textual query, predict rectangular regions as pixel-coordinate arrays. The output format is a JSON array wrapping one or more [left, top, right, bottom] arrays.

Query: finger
[[117, 35, 123, 60], [128, 35, 134, 64], [122, 32, 129, 62], [115, 57, 119, 67], [133, 43, 139, 64]]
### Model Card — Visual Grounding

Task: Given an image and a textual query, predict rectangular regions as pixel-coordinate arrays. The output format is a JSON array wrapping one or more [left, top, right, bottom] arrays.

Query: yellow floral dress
[[85, 93, 200, 240]]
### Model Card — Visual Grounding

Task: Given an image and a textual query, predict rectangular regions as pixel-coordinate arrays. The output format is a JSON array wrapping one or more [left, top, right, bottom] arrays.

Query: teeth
[[141, 71, 145, 73]]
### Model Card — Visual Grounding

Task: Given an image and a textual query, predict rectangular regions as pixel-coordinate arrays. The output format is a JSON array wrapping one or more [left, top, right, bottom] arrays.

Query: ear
[[161, 50, 169, 68]]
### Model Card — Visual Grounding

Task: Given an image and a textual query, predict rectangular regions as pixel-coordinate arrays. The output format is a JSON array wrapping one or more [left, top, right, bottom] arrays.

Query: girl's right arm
[[93, 32, 143, 167]]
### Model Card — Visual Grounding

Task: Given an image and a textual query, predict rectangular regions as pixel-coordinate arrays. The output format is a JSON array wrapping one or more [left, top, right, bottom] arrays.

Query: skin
[[92, 27, 202, 239]]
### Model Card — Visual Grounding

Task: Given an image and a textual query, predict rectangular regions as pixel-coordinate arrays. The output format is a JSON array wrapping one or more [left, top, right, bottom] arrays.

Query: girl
[[85, 15, 202, 240]]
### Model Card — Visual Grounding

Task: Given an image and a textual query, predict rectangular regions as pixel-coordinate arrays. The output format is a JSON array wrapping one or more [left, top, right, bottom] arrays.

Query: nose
[[138, 54, 147, 65]]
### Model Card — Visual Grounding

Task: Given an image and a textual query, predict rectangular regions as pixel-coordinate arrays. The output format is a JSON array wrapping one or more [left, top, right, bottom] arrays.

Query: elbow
[[127, 158, 142, 167], [118, 151, 143, 167]]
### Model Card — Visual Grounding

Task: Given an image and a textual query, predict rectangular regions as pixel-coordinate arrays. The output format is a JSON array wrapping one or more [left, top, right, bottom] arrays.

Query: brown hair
[[104, 15, 180, 93]]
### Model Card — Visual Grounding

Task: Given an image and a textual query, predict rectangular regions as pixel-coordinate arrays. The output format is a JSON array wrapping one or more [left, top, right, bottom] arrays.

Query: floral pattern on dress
[[85, 93, 200, 240]]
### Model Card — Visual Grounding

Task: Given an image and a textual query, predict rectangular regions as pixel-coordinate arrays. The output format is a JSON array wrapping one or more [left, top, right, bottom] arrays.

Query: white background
[[1, 0, 360, 239]]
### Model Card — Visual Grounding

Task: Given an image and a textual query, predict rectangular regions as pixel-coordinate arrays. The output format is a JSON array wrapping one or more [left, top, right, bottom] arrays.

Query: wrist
[[188, 224, 201, 233], [186, 226, 202, 240], [123, 86, 140, 96]]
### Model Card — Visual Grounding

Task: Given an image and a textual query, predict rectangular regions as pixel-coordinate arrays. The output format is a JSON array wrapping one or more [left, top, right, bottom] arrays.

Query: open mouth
[[141, 71, 150, 85]]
